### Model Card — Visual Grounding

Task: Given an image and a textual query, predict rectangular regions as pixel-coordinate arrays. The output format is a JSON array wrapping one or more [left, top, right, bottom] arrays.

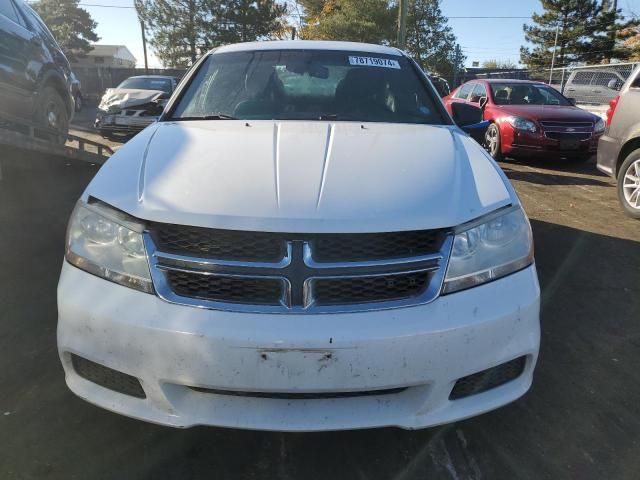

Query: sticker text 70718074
[[348, 56, 401, 69]]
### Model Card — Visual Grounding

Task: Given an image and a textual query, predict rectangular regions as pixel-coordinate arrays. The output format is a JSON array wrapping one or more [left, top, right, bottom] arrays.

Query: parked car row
[[443, 71, 640, 219]]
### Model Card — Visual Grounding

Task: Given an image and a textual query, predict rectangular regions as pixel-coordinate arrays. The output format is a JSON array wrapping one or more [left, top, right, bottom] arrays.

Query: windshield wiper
[[173, 114, 237, 121]]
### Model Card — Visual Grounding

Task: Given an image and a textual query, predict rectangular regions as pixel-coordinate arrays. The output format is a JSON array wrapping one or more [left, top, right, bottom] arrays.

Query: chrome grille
[[145, 225, 452, 314], [540, 120, 593, 140]]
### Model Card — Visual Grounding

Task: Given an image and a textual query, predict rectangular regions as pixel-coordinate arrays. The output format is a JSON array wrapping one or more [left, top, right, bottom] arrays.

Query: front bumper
[[504, 130, 600, 158], [58, 263, 540, 431], [95, 112, 157, 135], [596, 134, 621, 177]]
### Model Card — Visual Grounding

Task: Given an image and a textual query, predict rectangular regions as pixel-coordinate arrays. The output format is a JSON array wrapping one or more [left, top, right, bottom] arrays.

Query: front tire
[[617, 149, 640, 220], [36, 86, 69, 145], [485, 123, 503, 161]]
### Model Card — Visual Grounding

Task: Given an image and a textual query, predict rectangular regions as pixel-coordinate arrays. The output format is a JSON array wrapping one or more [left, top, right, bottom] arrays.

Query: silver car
[[597, 65, 640, 219], [95, 75, 178, 137]]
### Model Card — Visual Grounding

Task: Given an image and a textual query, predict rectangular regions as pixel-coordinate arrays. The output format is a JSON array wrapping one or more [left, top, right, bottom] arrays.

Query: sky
[[81, 0, 640, 69]]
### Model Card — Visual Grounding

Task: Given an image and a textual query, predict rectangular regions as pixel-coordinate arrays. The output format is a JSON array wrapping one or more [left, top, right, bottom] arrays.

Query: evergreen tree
[[202, 0, 288, 45], [520, 0, 630, 68], [33, 0, 99, 62], [135, 0, 206, 67], [405, 0, 465, 79], [135, 0, 288, 67]]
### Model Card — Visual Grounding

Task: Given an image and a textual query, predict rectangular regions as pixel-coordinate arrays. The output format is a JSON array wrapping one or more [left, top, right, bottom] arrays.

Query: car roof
[[212, 40, 404, 57]]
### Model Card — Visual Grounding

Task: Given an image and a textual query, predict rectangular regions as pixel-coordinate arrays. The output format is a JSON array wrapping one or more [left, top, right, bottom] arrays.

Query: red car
[[443, 79, 605, 161]]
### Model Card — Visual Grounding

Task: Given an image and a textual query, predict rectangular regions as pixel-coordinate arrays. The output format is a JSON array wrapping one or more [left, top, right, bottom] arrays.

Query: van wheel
[[617, 149, 640, 219], [484, 123, 503, 160], [37, 86, 69, 145]]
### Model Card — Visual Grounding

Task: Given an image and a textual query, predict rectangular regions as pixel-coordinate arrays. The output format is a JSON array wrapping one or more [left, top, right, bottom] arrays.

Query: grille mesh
[[449, 356, 526, 400], [314, 271, 431, 305], [166, 270, 284, 305], [150, 223, 287, 262], [545, 132, 591, 141], [310, 230, 445, 262], [71, 354, 146, 398]]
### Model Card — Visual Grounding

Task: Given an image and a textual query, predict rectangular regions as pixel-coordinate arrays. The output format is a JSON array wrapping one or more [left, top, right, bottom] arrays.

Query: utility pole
[[291, 26, 296, 40], [397, 0, 408, 49], [549, 22, 560, 84], [140, 18, 149, 74], [453, 44, 462, 87]]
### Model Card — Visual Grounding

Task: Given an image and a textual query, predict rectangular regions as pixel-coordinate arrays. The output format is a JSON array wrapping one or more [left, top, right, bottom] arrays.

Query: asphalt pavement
[[0, 146, 639, 479]]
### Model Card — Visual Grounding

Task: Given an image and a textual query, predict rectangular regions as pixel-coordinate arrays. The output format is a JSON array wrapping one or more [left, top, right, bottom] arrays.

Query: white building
[[72, 45, 137, 68]]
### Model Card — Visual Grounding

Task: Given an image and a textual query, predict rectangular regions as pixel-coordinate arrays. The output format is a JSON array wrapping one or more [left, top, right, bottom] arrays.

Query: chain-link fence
[[463, 62, 640, 113]]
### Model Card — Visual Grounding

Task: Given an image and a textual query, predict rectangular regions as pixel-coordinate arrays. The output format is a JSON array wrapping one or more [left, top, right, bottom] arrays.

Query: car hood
[[84, 121, 514, 233], [99, 88, 166, 111], [494, 104, 598, 122]]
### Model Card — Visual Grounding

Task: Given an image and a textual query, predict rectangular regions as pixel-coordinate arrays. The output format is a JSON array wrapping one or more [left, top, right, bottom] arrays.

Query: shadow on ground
[[0, 149, 639, 479]]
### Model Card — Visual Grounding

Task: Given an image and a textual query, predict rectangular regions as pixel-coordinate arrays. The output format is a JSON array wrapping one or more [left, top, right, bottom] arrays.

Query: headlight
[[443, 207, 534, 294], [65, 200, 153, 293], [594, 118, 605, 133], [507, 116, 537, 133]]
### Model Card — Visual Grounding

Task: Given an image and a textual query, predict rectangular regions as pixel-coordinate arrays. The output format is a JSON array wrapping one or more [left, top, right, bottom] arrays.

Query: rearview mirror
[[607, 79, 621, 90], [451, 102, 483, 127]]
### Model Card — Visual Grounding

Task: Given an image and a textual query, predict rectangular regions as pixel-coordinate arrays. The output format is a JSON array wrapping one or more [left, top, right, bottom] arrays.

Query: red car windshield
[[490, 83, 571, 106]]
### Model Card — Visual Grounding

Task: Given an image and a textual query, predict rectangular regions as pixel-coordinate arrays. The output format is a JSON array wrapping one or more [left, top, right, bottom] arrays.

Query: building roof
[[213, 40, 404, 56], [87, 45, 136, 63]]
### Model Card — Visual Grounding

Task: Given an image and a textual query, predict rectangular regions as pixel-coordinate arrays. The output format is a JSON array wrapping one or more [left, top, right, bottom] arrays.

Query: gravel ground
[[0, 148, 638, 480]]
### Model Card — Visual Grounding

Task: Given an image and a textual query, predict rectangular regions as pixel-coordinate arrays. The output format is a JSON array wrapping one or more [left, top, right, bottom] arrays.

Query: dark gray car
[[0, 0, 73, 138], [597, 65, 640, 219]]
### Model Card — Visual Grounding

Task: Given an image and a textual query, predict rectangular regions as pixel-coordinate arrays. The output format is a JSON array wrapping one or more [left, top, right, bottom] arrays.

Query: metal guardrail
[[0, 111, 113, 164]]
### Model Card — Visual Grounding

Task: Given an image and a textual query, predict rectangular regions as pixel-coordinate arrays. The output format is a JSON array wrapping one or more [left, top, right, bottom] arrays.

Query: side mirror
[[567, 97, 577, 106], [479, 97, 488, 109], [607, 79, 621, 90], [451, 102, 483, 127]]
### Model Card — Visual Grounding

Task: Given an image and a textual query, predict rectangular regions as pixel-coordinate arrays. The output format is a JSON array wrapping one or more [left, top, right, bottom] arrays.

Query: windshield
[[169, 50, 445, 124], [117, 77, 173, 93], [490, 83, 570, 106]]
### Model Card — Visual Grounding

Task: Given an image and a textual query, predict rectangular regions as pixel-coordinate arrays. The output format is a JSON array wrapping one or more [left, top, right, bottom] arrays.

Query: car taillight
[[606, 95, 620, 126]]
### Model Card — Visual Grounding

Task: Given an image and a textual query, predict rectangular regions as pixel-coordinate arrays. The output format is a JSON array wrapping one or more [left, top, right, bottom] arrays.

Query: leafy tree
[[520, 0, 631, 69], [135, 0, 288, 67], [404, 0, 465, 79], [32, 0, 99, 62], [482, 59, 517, 69], [298, 0, 395, 43]]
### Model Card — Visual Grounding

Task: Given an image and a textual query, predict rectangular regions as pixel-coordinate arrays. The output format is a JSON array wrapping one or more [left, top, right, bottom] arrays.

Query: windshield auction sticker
[[348, 56, 401, 69]]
